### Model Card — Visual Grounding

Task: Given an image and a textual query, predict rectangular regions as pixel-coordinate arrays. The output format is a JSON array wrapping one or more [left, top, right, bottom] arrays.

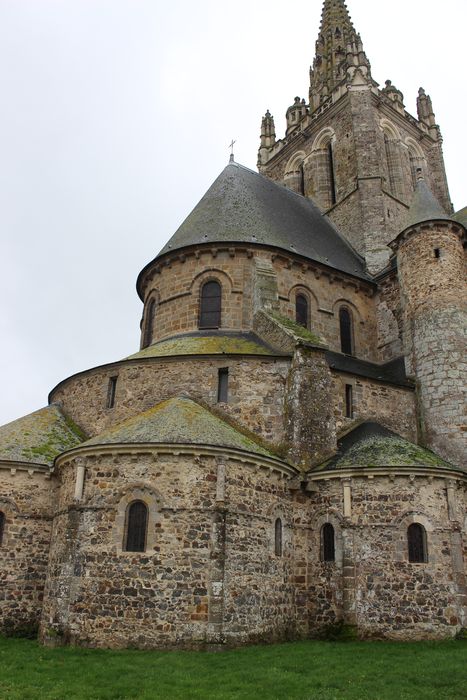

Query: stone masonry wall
[[396, 223, 467, 467], [139, 247, 378, 360], [332, 373, 416, 441], [51, 357, 290, 445], [40, 449, 297, 649], [303, 474, 466, 639], [0, 466, 55, 635]]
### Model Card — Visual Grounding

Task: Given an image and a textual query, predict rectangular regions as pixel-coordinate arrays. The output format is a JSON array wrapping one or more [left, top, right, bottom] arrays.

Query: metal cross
[[228, 139, 236, 155]]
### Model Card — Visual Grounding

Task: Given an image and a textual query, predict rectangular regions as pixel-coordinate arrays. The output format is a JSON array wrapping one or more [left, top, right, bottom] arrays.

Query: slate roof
[[326, 353, 412, 387], [403, 177, 449, 230], [127, 331, 286, 360], [453, 206, 467, 228], [142, 162, 369, 283], [314, 422, 460, 472], [79, 397, 276, 458], [0, 405, 86, 467]]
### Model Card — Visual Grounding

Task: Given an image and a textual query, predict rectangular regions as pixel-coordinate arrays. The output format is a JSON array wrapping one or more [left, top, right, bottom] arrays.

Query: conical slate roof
[[79, 397, 275, 458], [0, 405, 85, 467], [315, 422, 460, 472], [453, 206, 467, 229], [403, 176, 449, 230], [152, 162, 368, 281]]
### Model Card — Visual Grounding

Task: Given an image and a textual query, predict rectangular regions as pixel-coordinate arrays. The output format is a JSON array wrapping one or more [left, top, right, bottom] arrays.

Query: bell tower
[[258, 0, 453, 275]]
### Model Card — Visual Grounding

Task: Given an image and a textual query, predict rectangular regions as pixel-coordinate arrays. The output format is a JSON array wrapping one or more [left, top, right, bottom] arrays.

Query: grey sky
[[0, 0, 465, 426]]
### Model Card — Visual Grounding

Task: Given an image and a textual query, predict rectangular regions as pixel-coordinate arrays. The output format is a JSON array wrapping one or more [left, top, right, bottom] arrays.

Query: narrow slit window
[[0, 512, 4, 546], [299, 163, 305, 196], [124, 501, 148, 553], [339, 307, 353, 356], [296, 294, 309, 328], [321, 523, 335, 562], [107, 376, 118, 409], [408, 523, 428, 563], [199, 281, 222, 329], [434, 248, 441, 259], [345, 385, 353, 418], [217, 368, 229, 403], [275, 518, 283, 557]]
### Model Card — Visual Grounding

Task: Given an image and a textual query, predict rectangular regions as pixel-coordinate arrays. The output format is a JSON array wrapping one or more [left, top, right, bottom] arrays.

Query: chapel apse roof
[[0, 405, 86, 467], [143, 162, 369, 282], [126, 331, 286, 360], [78, 397, 276, 459], [314, 422, 460, 473]]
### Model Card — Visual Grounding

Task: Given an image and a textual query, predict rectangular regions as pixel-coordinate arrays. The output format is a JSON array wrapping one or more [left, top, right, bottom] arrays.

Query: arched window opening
[[295, 294, 309, 328], [321, 523, 335, 562], [327, 142, 337, 206], [199, 281, 222, 329], [339, 307, 353, 356], [299, 163, 305, 196], [275, 518, 283, 557], [384, 134, 398, 195], [124, 501, 148, 553], [0, 512, 4, 546], [408, 523, 428, 563], [143, 299, 157, 348]]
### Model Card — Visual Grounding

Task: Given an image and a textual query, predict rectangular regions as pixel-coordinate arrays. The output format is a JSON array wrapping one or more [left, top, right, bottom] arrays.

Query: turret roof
[[0, 405, 86, 467], [78, 397, 276, 459], [403, 176, 450, 230], [148, 162, 368, 282], [453, 206, 467, 228]]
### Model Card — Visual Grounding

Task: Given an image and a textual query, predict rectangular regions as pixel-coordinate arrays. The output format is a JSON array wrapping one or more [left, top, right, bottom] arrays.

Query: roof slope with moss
[[127, 331, 286, 360], [453, 206, 467, 228], [315, 422, 460, 472], [0, 405, 86, 467], [80, 397, 276, 458]]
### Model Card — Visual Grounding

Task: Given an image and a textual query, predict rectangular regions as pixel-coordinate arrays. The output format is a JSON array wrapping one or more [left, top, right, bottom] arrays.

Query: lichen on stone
[[80, 397, 277, 459], [0, 405, 87, 467], [268, 311, 325, 346], [126, 334, 276, 360], [334, 436, 455, 469]]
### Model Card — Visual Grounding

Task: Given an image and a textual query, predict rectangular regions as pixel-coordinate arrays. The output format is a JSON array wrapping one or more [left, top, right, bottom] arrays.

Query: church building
[[0, 0, 465, 647]]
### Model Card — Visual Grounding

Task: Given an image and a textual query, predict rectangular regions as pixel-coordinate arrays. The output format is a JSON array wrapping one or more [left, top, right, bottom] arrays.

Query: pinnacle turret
[[309, 0, 371, 111]]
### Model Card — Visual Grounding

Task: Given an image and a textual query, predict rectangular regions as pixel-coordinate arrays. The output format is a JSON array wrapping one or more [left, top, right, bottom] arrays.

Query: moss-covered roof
[[80, 397, 276, 458], [268, 312, 326, 346], [315, 422, 459, 472], [0, 405, 86, 467], [126, 331, 283, 360]]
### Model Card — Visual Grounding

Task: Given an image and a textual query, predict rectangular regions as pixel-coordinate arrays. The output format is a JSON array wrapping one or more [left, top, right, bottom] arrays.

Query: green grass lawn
[[0, 637, 465, 700]]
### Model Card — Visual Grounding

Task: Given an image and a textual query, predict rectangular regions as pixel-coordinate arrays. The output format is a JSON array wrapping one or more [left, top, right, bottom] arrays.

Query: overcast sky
[[0, 0, 465, 427]]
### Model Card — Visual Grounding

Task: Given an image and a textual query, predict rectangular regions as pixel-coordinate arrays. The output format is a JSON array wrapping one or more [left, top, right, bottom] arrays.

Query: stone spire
[[258, 110, 276, 167], [309, 0, 371, 111]]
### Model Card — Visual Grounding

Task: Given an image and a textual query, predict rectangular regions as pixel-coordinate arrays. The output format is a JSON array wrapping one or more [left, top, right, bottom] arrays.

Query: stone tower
[[391, 173, 467, 467], [258, 0, 453, 274]]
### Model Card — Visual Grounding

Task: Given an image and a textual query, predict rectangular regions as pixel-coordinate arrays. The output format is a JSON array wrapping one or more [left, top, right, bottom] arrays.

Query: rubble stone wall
[[40, 450, 297, 649], [0, 466, 55, 635]]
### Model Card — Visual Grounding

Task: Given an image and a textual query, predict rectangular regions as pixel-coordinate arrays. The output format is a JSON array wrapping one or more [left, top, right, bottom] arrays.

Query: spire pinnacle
[[309, 0, 371, 111]]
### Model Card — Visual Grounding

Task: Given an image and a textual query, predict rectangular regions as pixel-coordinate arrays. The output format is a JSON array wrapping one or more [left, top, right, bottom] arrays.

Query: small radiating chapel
[[0, 0, 465, 648]]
